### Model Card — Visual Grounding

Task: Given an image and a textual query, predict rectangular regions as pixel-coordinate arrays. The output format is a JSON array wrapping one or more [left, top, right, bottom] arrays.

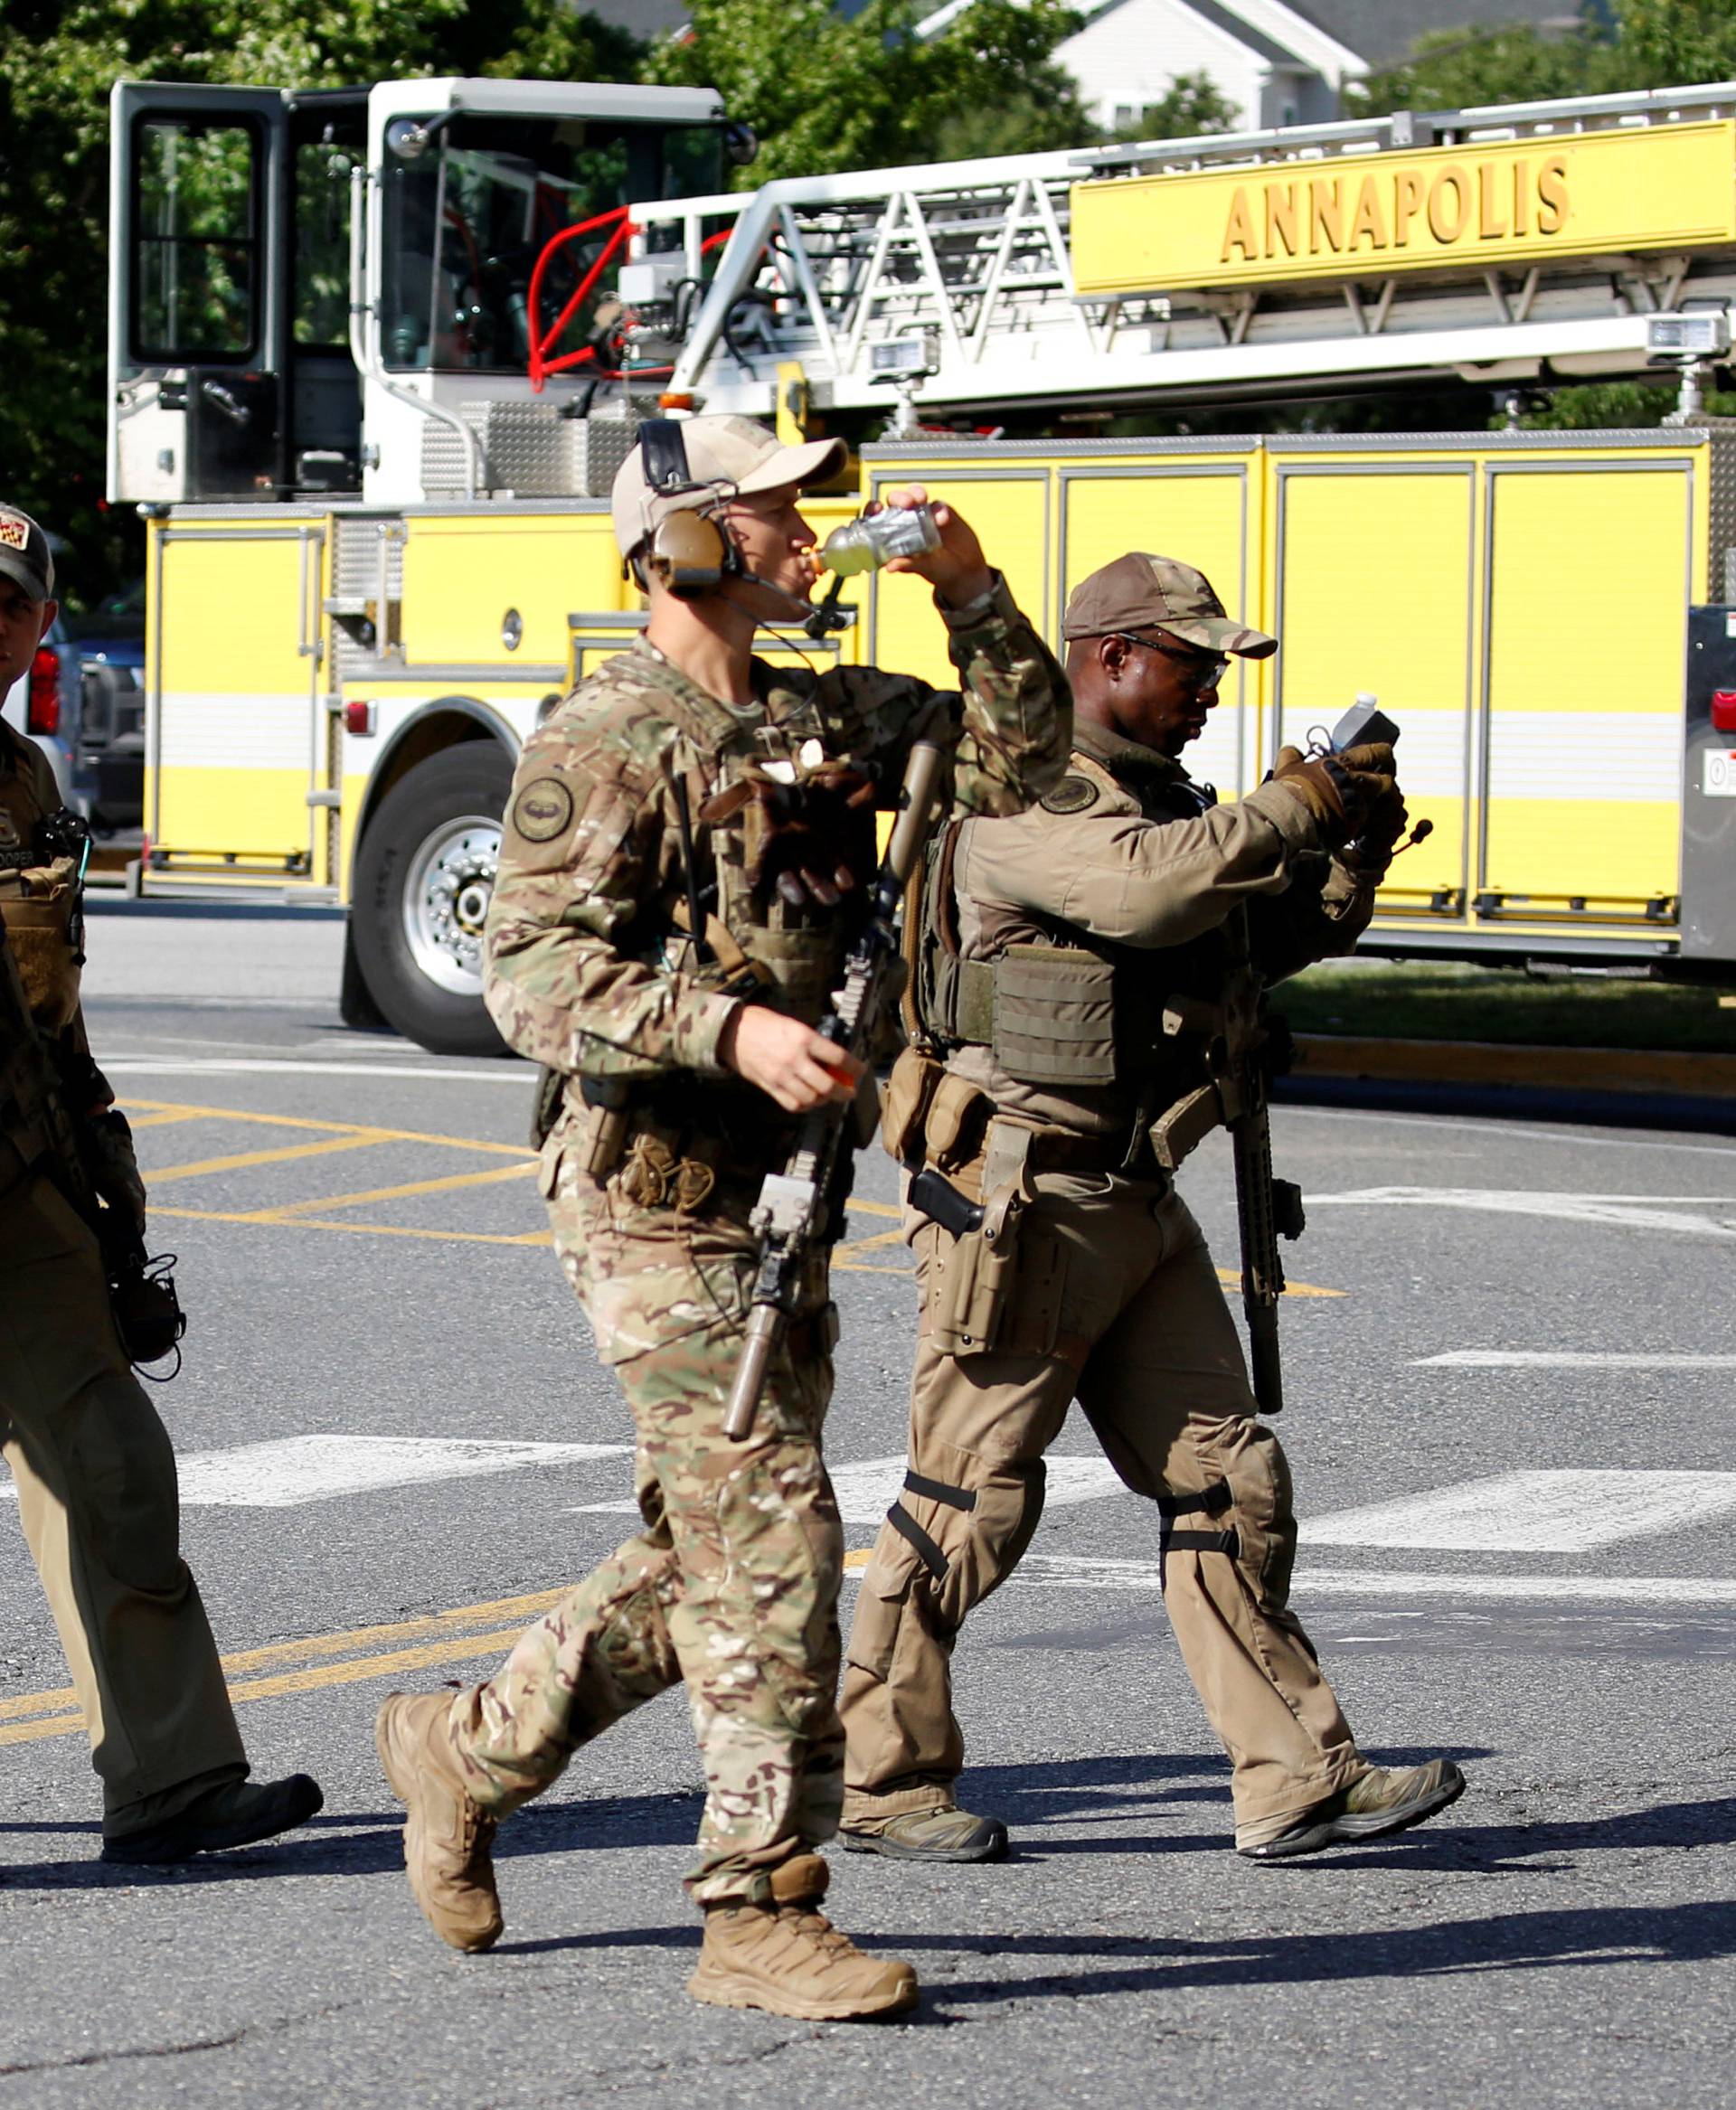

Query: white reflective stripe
[[1485, 711, 1682, 802], [1278, 705, 1468, 799], [158, 693, 309, 772]]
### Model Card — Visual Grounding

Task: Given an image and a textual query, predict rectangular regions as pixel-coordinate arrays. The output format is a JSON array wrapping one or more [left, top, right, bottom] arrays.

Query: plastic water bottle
[[818, 505, 942, 576]]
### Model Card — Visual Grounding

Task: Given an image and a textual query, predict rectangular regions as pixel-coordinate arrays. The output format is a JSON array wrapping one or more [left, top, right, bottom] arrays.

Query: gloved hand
[[713, 763, 880, 911], [1344, 781, 1410, 878], [1268, 741, 1397, 845], [84, 1107, 147, 1245]]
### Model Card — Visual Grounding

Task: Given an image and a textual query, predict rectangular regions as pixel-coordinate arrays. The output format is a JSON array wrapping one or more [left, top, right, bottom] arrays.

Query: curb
[[1290, 1034, 1736, 1100]]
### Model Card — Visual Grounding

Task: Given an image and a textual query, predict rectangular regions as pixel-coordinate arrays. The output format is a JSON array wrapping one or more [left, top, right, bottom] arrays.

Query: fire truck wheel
[[351, 743, 515, 1057]]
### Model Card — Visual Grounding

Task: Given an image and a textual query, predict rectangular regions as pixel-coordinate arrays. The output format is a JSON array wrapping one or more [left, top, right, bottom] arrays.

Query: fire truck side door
[[108, 82, 290, 503]]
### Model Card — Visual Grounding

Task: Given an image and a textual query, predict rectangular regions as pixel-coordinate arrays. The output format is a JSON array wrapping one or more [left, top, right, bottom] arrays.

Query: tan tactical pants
[[0, 1139, 247, 1834], [451, 1140, 845, 1907], [840, 1172, 1366, 1844]]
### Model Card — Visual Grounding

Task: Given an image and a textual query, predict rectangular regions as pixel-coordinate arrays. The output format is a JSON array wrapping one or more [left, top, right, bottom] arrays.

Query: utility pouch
[[0, 857, 81, 1033], [529, 1064, 566, 1151], [579, 1075, 633, 1181], [880, 1046, 943, 1163], [925, 1072, 991, 1174], [990, 946, 1118, 1088]]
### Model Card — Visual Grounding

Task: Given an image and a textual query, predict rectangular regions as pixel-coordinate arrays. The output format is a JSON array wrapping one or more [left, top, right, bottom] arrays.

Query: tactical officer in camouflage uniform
[[0, 504, 322, 1862], [838, 552, 1465, 1866], [376, 417, 1068, 2017]]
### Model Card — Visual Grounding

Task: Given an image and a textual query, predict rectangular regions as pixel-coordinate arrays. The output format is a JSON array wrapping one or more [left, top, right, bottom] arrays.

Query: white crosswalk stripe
[[1309, 1188, 1736, 1238], [1006, 1555, 1736, 1606], [573, 1452, 1127, 1525], [1302, 1469, 1736, 1552], [0, 1435, 631, 1509], [1417, 1351, 1736, 1371]]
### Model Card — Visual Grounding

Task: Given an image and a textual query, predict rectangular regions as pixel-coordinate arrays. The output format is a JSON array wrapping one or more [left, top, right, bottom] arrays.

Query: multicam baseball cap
[[0, 505, 54, 604], [1062, 552, 1275, 658], [610, 414, 846, 560]]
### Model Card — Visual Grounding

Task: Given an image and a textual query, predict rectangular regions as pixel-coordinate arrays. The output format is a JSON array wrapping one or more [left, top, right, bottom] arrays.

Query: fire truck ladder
[[632, 80, 1736, 421]]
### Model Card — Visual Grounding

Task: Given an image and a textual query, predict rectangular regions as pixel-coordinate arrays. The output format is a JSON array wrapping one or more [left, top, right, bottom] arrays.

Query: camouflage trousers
[[449, 1139, 844, 1907]]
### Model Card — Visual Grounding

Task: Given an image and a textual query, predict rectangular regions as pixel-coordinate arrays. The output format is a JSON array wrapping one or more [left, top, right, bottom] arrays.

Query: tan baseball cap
[[610, 414, 846, 560], [1062, 552, 1275, 657]]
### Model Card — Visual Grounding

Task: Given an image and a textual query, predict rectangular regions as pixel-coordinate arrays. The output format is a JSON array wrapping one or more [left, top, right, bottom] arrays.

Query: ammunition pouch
[[0, 855, 82, 1033]]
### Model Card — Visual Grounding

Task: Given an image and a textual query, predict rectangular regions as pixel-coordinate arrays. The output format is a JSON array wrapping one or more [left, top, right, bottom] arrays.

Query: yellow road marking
[[0, 1589, 572, 1746], [852, 1200, 901, 1220], [1216, 1267, 1343, 1300], [844, 1549, 873, 1571], [146, 1134, 390, 1184], [127, 1109, 210, 1130], [127, 1098, 531, 1157], [251, 1160, 538, 1222], [152, 1207, 553, 1248]]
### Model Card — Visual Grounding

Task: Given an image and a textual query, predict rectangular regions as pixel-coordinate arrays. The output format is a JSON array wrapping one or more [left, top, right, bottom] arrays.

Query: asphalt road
[[3, 900, 1734, 2109]]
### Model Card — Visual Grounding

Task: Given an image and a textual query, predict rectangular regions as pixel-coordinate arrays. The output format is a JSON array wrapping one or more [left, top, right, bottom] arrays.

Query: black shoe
[[840, 1806, 1009, 1862], [101, 1774, 325, 1866], [1238, 1760, 1466, 1862]]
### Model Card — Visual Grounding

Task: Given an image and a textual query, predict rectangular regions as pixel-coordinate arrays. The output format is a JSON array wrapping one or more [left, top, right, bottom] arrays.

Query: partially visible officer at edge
[[0, 504, 323, 1862], [375, 415, 1069, 2018], [837, 551, 1465, 1866]]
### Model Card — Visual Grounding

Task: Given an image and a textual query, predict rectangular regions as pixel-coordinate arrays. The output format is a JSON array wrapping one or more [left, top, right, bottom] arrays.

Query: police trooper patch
[[512, 777, 575, 843], [1042, 776, 1099, 815]]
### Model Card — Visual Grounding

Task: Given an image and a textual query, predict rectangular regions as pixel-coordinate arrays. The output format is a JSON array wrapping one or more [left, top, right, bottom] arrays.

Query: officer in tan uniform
[[0, 504, 322, 1862], [374, 419, 1068, 2016], [838, 551, 1465, 1865]]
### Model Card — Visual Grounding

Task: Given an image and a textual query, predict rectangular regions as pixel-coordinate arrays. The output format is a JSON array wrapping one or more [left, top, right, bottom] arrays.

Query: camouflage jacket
[[483, 574, 1068, 1088]]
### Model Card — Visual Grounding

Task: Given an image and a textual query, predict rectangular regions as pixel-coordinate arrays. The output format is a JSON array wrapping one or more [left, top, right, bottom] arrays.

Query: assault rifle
[[723, 739, 945, 1441], [1221, 695, 1422, 1417]]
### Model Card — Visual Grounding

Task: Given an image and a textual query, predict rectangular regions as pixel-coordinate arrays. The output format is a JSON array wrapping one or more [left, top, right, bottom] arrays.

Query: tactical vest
[[0, 735, 85, 1034], [911, 806, 1228, 1101], [644, 653, 857, 1028]]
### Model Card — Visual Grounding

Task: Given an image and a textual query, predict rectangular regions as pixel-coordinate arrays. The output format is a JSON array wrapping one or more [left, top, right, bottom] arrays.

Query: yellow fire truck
[[108, 76, 1736, 1050]]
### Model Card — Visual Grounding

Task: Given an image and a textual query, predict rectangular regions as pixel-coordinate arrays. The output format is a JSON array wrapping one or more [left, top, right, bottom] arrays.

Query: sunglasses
[[1112, 631, 1229, 689]]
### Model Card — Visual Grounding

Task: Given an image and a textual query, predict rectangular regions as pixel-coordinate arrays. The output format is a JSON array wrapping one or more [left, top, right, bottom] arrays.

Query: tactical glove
[[85, 1107, 148, 1245], [1268, 741, 1397, 845], [1344, 782, 1410, 879]]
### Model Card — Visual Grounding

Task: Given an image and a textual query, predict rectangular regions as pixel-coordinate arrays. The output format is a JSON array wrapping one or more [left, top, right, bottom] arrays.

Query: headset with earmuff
[[632, 418, 854, 636], [637, 418, 741, 600]]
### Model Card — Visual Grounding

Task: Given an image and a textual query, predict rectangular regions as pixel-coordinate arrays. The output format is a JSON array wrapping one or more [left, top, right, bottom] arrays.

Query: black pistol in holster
[[0, 922, 184, 1371], [722, 739, 946, 1442]]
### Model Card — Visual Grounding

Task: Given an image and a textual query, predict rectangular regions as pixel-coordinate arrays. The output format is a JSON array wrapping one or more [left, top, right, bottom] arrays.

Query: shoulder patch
[[511, 777, 576, 843], [1041, 775, 1099, 815]]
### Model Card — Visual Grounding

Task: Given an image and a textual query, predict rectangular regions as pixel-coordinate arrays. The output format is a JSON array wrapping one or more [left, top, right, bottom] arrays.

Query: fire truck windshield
[[380, 114, 721, 373]]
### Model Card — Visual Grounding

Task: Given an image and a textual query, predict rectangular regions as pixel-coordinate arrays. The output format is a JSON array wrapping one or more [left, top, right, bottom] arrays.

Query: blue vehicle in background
[[0, 561, 146, 837], [0, 608, 86, 809], [64, 576, 146, 837]]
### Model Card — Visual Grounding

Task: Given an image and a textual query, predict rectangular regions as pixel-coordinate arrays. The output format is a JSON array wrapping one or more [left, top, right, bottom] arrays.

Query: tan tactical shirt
[[944, 720, 1377, 1138], [483, 576, 1068, 1088]]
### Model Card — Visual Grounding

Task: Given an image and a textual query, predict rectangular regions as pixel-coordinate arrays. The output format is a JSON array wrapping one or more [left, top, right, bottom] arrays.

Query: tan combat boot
[[375, 1691, 504, 1953], [689, 1852, 919, 2021], [1237, 1758, 1467, 1861]]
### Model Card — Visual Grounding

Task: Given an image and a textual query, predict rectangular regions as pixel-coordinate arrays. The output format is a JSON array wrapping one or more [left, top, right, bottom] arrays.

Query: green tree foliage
[[1108, 69, 1241, 143], [645, 0, 1094, 181], [0, 0, 638, 599]]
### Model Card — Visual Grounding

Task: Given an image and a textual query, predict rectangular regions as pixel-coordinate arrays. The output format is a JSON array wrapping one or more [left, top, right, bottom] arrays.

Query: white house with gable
[[914, 0, 1366, 136]]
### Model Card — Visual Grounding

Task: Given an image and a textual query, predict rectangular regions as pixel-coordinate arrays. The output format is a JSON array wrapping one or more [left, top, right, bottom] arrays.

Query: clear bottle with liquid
[[818, 505, 941, 576]]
